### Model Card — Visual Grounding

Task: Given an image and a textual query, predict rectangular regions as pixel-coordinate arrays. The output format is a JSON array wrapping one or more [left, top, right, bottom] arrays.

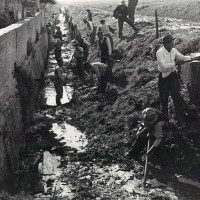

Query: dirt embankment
[[65, 4, 200, 198], [77, 0, 200, 22]]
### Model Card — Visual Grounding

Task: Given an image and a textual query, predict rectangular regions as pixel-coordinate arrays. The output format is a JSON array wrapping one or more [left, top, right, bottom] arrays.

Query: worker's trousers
[[158, 72, 185, 122], [54, 80, 63, 105], [97, 68, 109, 93], [118, 17, 137, 38]]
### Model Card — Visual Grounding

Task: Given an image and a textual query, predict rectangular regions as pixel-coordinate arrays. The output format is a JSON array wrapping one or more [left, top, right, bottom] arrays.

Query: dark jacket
[[114, 5, 128, 19]]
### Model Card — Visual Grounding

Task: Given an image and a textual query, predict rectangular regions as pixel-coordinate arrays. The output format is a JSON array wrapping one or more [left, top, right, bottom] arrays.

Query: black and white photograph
[[1, 0, 200, 199]]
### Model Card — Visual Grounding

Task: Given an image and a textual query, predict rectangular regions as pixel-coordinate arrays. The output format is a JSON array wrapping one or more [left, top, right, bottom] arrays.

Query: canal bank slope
[[63, 5, 200, 199]]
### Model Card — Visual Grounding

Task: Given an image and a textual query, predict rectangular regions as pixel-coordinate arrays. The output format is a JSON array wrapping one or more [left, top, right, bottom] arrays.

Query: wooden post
[[155, 9, 159, 39]]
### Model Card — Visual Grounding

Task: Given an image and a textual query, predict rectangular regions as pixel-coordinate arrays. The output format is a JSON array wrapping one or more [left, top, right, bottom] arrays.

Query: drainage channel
[[32, 12, 89, 199]]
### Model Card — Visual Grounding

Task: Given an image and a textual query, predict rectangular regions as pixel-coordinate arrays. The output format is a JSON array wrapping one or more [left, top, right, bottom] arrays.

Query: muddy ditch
[[7, 7, 200, 200]]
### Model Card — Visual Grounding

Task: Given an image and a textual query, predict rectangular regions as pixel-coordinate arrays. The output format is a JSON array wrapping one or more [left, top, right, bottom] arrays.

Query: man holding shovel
[[126, 107, 169, 159], [156, 34, 200, 128]]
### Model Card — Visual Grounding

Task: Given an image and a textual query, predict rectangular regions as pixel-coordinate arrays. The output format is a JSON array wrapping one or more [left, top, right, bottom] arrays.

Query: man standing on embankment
[[113, 0, 138, 39], [156, 34, 195, 128]]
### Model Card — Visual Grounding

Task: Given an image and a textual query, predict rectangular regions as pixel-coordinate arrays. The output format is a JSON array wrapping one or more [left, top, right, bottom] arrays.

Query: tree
[[40, 0, 56, 9], [128, 0, 138, 23]]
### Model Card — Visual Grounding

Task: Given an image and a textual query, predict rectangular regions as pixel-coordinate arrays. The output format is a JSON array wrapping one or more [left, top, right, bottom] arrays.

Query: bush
[[0, 12, 12, 29]]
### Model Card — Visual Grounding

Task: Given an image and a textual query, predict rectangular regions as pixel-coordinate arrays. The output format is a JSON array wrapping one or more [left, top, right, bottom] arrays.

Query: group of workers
[[47, 1, 200, 161]]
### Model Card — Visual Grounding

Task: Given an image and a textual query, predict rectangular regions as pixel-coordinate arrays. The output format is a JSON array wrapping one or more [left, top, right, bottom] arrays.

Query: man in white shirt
[[156, 34, 191, 128]]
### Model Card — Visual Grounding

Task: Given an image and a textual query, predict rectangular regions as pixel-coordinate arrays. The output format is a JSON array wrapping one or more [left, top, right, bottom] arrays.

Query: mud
[[3, 3, 200, 200]]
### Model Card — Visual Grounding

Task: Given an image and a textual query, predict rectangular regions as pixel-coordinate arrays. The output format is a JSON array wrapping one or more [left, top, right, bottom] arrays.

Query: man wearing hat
[[72, 40, 85, 81], [126, 107, 169, 158], [156, 34, 192, 128], [113, 0, 138, 38]]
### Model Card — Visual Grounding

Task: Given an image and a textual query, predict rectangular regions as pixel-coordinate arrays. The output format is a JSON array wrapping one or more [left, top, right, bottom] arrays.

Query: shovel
[[183, 57, 200, 64], [144, 137, 150, 187]]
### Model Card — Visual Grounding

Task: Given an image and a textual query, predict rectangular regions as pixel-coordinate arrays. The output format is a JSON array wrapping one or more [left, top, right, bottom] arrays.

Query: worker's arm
[[89, 21, 93, 34], [83, 39, 91, 46], [156, 51, 176, 73], [92, 64, 101, 82], [106, 37, 112, 56], [76, 47, 83, 54], [174, 48, 191, 62], [146, 121, 165, 154]]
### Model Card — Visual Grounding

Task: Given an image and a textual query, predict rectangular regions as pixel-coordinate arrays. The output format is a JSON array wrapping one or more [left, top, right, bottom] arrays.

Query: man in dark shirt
[[114, 0, 138, 38], [55, 26, 63, 45], [97, 31, 113, 78]]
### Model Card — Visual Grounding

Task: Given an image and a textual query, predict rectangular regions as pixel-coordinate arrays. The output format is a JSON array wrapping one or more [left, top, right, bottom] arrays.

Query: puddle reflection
[[45, 85, 73, 106], [51, 122, 88, 152]]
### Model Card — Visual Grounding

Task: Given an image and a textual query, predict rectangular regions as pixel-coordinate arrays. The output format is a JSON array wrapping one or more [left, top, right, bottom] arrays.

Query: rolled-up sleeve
[[174, 48, 191, 61]]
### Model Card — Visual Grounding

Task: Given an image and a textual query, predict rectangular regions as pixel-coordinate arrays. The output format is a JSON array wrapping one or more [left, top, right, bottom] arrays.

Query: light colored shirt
[[97, 37, 112, 56], [156, 47, 190, 78]]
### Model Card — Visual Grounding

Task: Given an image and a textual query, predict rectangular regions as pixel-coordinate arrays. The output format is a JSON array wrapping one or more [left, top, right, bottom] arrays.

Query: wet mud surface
[[17, 8, 200, 200]]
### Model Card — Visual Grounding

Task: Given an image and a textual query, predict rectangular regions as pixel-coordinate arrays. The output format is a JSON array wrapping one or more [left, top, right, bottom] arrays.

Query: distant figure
[[83, 18, 96, 45], [46, 21, 53, 37], [97, 31, 113, 77], [56, 26, 63, 45], [54, 59, 65, 106], [64, 9, 70, 24], [83, 61, 109, 94], [98, 19, 115, 50], [73, 24, 81, 40], [76, 35, 91, 62], [68, 16, 73, 30], [86, 9, 93, 21], [72, 40, 85, 81], [113, 0, 138, 38], [53, 34, 62, 62], [126, 107, 169, 158]]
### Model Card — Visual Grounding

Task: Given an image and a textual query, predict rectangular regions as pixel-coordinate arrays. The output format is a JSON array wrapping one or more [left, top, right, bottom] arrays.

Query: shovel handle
[[144, 138, 150, 187]]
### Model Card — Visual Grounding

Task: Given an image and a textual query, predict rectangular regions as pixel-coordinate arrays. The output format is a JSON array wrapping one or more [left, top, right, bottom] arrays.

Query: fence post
[[155, 9, 159, 39]]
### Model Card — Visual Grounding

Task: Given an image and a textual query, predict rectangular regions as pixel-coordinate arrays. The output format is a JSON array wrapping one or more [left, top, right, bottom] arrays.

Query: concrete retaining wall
[[0, 11, 48, 189]]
